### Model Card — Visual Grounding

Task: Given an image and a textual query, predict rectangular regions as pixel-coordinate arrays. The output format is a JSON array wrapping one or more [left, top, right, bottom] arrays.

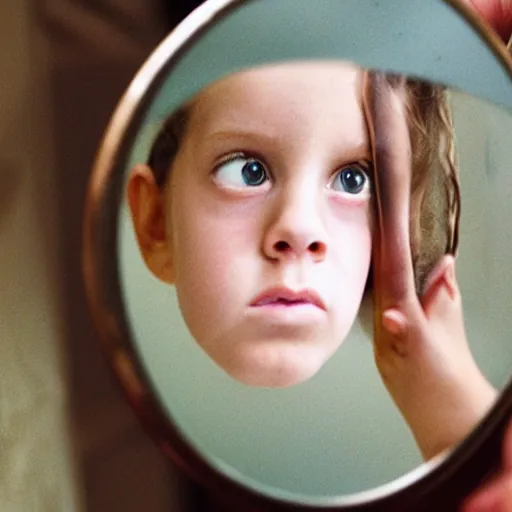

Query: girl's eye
[[330, 164, 370, 195], [214, 156, 269, 188]]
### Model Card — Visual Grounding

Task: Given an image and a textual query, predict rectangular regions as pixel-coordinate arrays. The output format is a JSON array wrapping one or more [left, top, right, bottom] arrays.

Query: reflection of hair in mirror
[[399, 78, 460, 293], [128, 64, 461, 388], [147, 106, 189, 188], [146, 77, 460, 295]]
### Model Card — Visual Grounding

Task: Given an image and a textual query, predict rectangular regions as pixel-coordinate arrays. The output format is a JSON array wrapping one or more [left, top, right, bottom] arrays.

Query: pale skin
[[128, 62, 374, 388]]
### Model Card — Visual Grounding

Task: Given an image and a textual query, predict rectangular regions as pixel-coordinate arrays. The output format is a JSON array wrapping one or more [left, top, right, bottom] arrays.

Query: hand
[[365, 72, 497, 461], [461, 420, 512, 511], [461, 0, 512, 43]]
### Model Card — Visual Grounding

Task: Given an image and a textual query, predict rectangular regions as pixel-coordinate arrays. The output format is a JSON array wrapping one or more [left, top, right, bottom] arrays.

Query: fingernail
[[382, 309, 406, 336]]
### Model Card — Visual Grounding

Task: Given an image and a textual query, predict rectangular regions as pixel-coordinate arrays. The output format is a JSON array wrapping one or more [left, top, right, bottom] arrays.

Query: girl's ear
[[126, 164, 175, 284]]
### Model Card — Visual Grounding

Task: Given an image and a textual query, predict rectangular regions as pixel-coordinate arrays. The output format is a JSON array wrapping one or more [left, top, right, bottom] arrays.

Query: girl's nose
[[267, 238, 327, 262], [262, 190, 328, 263]]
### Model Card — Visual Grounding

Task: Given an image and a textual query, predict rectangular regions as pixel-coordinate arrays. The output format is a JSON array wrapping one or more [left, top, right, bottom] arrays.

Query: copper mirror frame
[[83, 0, 512, 510]]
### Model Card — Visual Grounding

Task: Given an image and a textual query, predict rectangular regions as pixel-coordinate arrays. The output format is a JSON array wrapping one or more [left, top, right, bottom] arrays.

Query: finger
[[461, 474, 512, 512], [363, 71, 417, 310], [461, 419, 512, 512], [421, 255, 458, 317], [461, 0, 512, 43], [420, 256, 470, 354], [504, 418, 512, 471]]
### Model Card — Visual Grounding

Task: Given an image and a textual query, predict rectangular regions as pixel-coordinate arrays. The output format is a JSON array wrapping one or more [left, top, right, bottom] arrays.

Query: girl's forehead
[[185, 61, 365, 136], [198, 61, 361, 101]]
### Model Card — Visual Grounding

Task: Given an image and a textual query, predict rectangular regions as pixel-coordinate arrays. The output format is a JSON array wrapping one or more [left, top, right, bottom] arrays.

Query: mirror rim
[[83, 0, 512, 509]]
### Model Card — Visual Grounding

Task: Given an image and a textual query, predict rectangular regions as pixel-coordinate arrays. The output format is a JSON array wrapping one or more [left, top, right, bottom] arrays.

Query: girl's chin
[[209, 345, 337, 388], [234, 371, 320, 388]]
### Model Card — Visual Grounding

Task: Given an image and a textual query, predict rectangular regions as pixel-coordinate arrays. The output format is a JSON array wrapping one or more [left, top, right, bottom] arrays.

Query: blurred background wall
[[0, 2, 79, 510], [0, 1, 210, 511]]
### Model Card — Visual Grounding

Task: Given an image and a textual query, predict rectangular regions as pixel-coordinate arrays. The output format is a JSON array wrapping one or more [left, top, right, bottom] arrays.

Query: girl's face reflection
[[133, 62, 373, 387]]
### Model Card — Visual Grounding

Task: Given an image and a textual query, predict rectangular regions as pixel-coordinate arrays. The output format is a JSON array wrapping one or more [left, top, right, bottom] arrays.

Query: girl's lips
[[250, 287, 326, 310]]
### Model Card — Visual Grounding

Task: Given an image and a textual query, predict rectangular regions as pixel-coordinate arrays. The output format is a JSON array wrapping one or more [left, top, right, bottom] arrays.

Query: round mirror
[[84, 0, 512, 510]]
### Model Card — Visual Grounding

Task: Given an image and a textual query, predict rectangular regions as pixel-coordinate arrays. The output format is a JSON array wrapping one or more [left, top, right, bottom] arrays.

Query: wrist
[[405, 369, 497, 461]]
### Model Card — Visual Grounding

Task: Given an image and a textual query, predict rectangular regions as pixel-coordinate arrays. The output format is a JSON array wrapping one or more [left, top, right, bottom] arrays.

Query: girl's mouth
[[250, 287, 326, 310]]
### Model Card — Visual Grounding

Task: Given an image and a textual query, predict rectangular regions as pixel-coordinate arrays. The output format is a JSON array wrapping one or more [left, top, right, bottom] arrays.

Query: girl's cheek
[[332, 202, 373, 239], [331, 222, 372, 273]]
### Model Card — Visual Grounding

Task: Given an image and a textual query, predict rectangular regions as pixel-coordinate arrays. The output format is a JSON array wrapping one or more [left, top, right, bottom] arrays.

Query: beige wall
[[0, 2, 196, 511], [0, 2, 80, 510]]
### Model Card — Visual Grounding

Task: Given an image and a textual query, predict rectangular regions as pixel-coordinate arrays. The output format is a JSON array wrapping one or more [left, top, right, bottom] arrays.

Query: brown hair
[[145, 73, 460, 294], [397, 76, 460, 292], [147, 106, 189, 188]]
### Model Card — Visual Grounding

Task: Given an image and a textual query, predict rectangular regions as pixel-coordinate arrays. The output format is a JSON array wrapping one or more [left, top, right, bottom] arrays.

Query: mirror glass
[[118, 62, 512, 500], [87, 0, 512, 506]]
